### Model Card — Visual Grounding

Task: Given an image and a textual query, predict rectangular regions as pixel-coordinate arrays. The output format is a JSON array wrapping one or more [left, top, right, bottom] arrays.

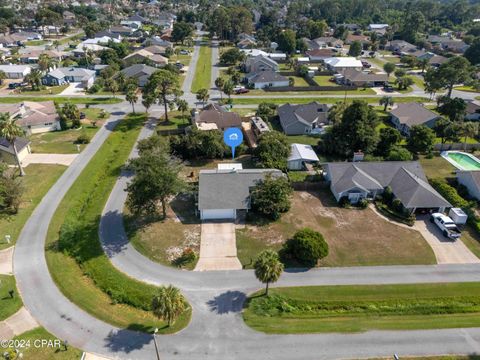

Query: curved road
[[11, 42, 480, 359]]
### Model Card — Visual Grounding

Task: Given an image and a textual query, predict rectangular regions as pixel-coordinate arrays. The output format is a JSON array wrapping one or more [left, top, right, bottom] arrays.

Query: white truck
[[430, 213, 462, 240]]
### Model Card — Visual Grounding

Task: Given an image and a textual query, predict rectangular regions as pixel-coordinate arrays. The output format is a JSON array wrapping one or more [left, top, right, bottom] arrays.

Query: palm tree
[[142, 94, 156, 116], [38, 54, 54, 72], [126, 86, 138, 114], [0, 113, 25, 176], [176, 99, 189, 123], [462, 122, 479, 151], [379, 96, 394, 111], [24, 69, 42, 91], [214, 77, 225, 100], [152, 285, 187, 327], [254, 250, 284, 296], [196, 88, 209, 108], [222, 81, 234, 103]]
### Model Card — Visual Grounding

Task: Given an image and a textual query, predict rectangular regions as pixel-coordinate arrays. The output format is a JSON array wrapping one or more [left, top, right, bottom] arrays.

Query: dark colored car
[[361, 60, 371, 68], [383, 85, 394, 92], [8, 83, 21, 89], [80, 112, 86, 119]]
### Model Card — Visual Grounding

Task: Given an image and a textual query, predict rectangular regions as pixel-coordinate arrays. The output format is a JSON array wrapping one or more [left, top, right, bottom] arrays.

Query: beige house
[[0, 137, 31, 165], [123, 49, 168, 67], [0, 101, 61, 135]]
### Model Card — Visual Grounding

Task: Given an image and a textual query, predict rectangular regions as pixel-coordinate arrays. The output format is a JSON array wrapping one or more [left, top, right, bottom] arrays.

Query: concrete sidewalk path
[[22, 153, 78, 167], [0, 307, 38, 340], [194, 222, 242, 271], [0, 246, 13, 275]]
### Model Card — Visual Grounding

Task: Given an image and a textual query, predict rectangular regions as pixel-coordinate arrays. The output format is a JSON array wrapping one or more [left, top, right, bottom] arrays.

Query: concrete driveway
[[414, 216, 480, 264], [22, 153, 78, 167], [0, 247, 13, 274], [194, 222, 242, 271], [59, 82, 85, 96]]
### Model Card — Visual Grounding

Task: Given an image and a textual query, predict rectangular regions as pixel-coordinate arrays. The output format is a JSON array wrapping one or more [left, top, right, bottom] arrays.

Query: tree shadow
[[101, 210, 130, 257], [170, 193, 200, 225], [103, 327, 153, 353], [207, 291, 246, 314]]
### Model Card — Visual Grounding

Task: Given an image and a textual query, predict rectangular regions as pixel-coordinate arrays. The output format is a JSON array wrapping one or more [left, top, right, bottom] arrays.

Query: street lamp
[[153, 328, 160, 360]]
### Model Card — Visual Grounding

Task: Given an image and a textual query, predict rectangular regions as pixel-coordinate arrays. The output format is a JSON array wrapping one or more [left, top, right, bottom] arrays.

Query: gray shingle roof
[[389, 103, 439, 127], [198, 169, 283, 210], [248, 71, 287, 83], [0, 137, 30, 155], [326, 161, 451, 209], [278, 102, 329, 131]]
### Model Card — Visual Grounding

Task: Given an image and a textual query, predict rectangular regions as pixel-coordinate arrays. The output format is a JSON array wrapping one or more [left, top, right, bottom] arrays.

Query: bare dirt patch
[[238, 190, 436, 267]]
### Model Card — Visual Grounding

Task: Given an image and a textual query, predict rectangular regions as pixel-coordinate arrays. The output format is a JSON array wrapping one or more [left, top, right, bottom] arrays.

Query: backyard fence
[[434, 143, 480, 151]]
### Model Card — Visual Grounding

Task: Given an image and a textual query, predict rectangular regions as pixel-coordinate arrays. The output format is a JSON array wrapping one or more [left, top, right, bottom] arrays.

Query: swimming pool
[[441, 151, 480, 171]]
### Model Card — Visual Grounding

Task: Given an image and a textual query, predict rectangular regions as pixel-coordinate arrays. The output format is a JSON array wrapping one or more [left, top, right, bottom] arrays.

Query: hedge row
[[428, 178, 469, 208]]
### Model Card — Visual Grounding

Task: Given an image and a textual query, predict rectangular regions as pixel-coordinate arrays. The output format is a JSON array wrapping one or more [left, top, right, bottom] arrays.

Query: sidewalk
[[0, 246, 13, 275], [0, 307, 38, 340]]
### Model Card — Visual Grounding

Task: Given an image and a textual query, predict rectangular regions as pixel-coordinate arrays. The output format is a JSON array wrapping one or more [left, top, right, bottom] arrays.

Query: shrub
[[282, 228, 329, 267], [75, 133, 90, 144], [172, 248, 197, 267], [383, 186, 394, 205], [87, 83, 100, 94], [429, 178, 469, 208], [339, 196, 350, 208], [392, 198, 403, 213], [358, 198, 368, 209]]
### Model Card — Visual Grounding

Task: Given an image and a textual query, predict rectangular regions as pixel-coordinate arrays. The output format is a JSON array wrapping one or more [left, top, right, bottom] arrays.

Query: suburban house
[[142, 36, 173, 48], [466, 100, 480, 121], [160, 28, 173, 41], [93, 30, 122, 41], [428, 55, 448, 67], [246, 71, 289, 89], [278, 102, 329, 135], [154, 12, 176, 29], [0, 137, 31, 165], [63, 10, 76, 25], [339, 69, 389, 87], [323, 57, 363, 73], [338, 23, 361, 32], [241, 49, 287, 61], [119, 64, 157, 87], [244, 55, 279, 73], [306, 48, 338, 61], [345, 33, 370, 45], [457, 171, 480, 200], [42, 67, 96, 89], [0, 101, 61, 134], [109, 26, 135, 37], [19, 49, 64, 64], [324, 161, 451, 213], [82, 36, 121, 45], [142, 45, 168, 56], [123, 49, 168, 67], [197, 167, 283, 220], [237, 34, 257, 49], [0, 64, 31, 79], [388, 40, 417, 55], [287, 143, 320, 170], [438, 40, 469, 53], [389, 103, 440, 136], [192, 104, 245, 131], [121, 14, 147, 29], [368, 24, 389, 35], [313, 37, 343, 48], [73, 43, 108, 57]]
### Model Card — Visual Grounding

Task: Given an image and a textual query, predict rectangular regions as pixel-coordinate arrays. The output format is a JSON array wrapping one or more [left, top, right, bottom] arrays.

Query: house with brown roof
[[192, 104, 246, 131], [0, 101, 61, 135], [123, 49, 168, 67], [306, 48, 338, 61], [339, 69, 388, 87], [345, 33, 370, 45], [389, 102, 441, 136]]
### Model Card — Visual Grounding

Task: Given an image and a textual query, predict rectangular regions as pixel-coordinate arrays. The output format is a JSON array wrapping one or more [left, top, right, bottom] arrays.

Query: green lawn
[[0, 164, 66, 250], [454, 86, 480, 93], [232, 96, 430, 105], [313, 75, 338, 86], [191, 44, 212, 93], [418, 154, 457, 180], [158, 111, 190, 130], [25, 40, 48, 46], [45, 113, 191, 333], [0, 97, 121, 105], [291, 76, 310, 87], [30, 108, 107, 154], [6, 327, 82, 359], [411, 75, 425, 90], [17, 84, 69, 95], [244, 282, 480, 334], [285, 134, 321, 146], [0, 275, 22, 321]]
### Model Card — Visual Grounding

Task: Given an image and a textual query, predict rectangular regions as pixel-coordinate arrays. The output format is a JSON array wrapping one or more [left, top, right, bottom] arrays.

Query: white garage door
[[201, 209, 236, 220]]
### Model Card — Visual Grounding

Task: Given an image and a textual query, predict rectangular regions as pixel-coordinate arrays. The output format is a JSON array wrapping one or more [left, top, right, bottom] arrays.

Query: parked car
[[80, 112, 86, 119], [235, 88, 249, 94], [233, 85, 245, 92], [175, 62, 184, 69], [361, 60, 371, 68], [383, 84, 394, 92], [430, 213, 461, 240], [179, 49, 189, 55], [8, 82, 21, 89]]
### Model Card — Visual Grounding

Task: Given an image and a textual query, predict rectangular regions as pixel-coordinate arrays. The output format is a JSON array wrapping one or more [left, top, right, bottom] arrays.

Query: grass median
[[232, 96, 430, 106], [191, 44, 212, 93], [244, 283, 480, 334], [0, 96, 122, 105], [45, 113, 190, 333]]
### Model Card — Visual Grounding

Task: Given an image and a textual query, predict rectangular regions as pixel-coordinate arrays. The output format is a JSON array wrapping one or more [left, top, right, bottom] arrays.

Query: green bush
[[75, 133, 90, 144], [358, 198, 368, 209], [429, 178, 469, 208], [392, 198, 403, 213], [339, 196, 350, 208], [282, 228, 329, 267]]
